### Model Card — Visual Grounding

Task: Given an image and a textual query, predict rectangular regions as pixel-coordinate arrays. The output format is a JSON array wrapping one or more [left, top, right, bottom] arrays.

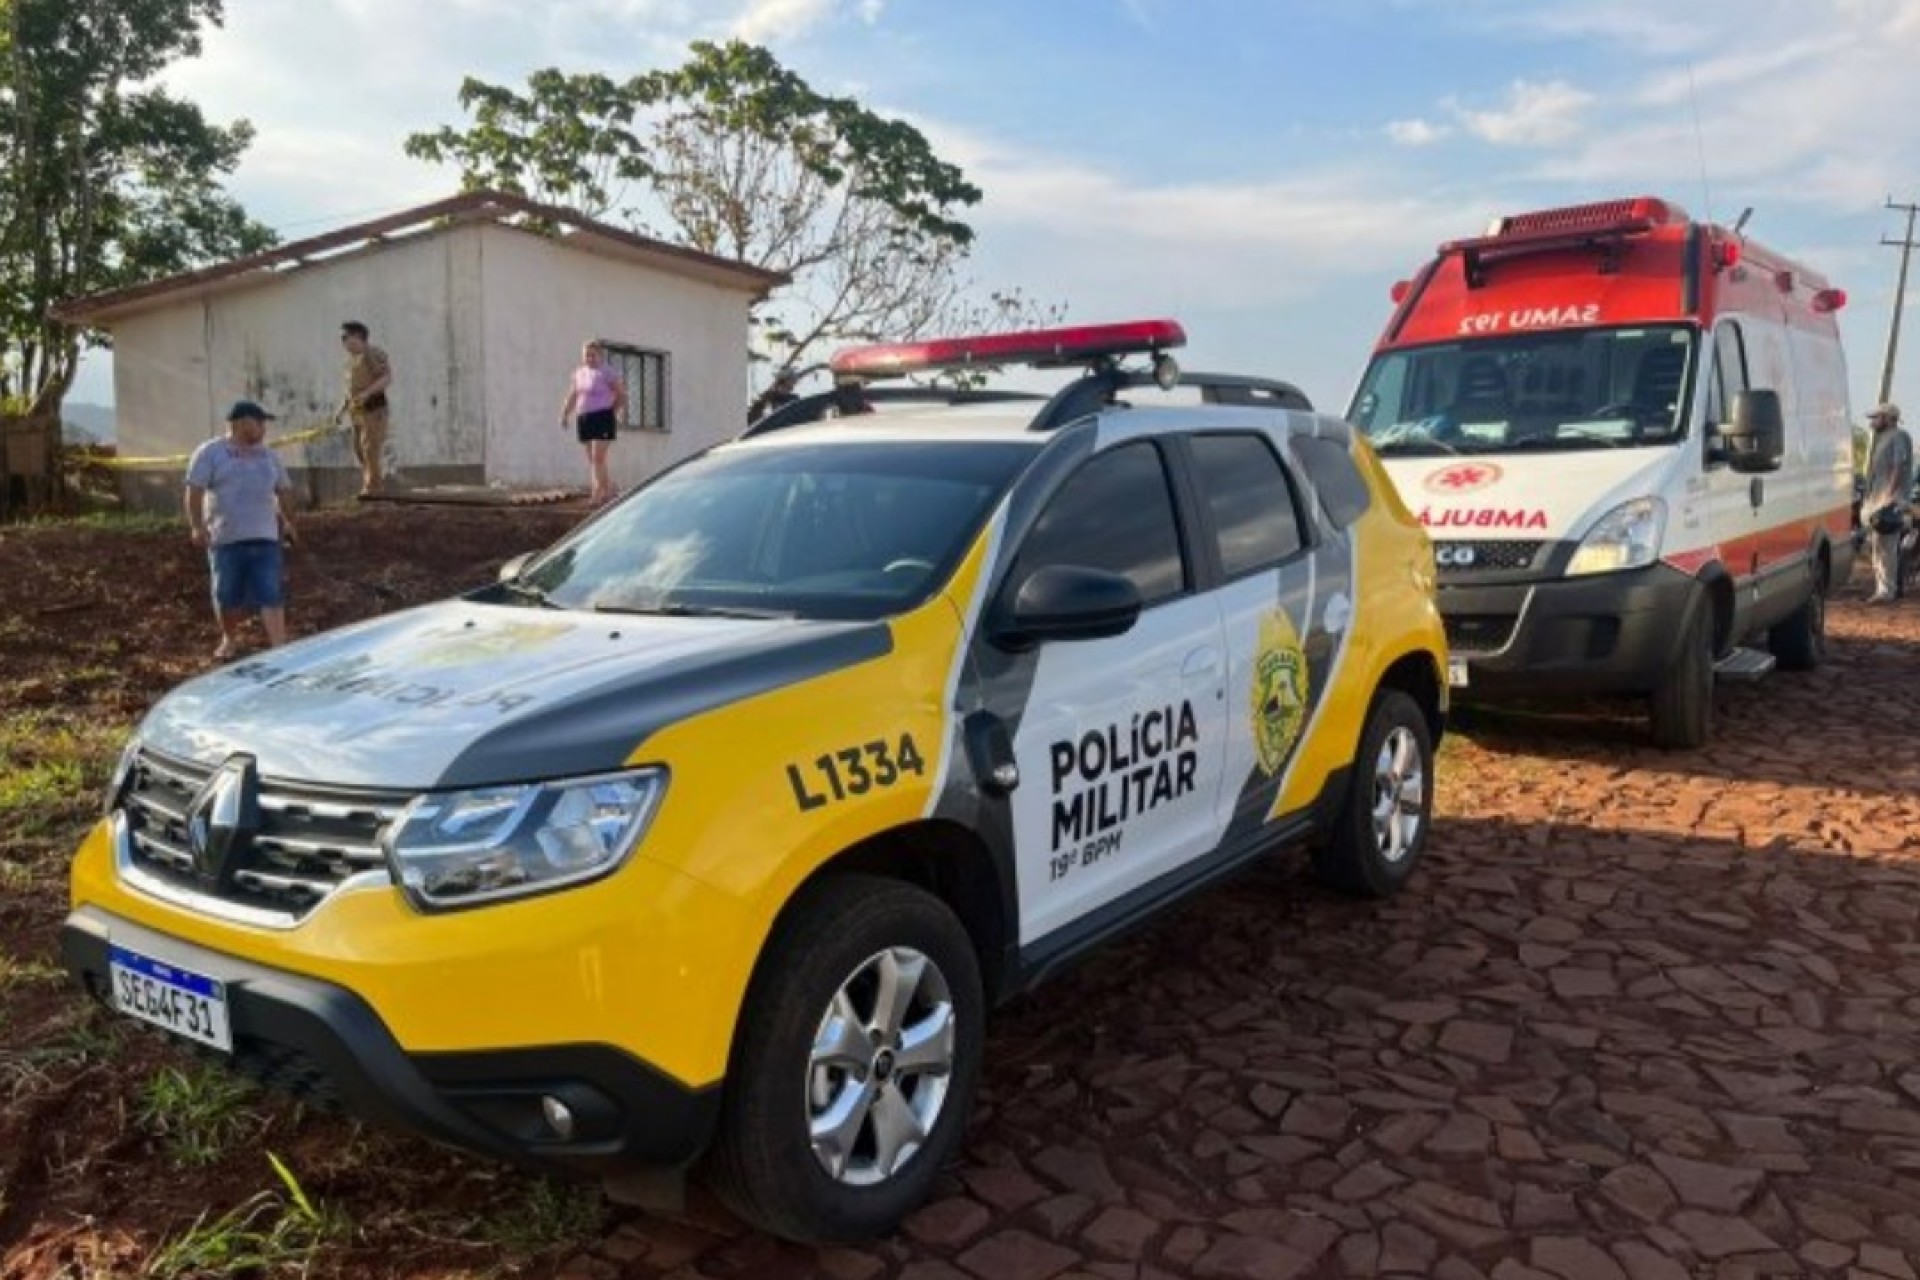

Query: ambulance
[[1348, 195, 1855, 747]]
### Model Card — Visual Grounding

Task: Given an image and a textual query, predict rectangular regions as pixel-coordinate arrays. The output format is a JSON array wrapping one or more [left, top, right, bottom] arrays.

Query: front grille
[[119, 748, 403, 920], [1434, 540, 1544, 574], [1445, 614, 1519, 655]]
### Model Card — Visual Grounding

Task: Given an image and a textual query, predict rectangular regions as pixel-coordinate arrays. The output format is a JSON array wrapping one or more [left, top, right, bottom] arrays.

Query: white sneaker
[[1866, 592, 1894, 604]]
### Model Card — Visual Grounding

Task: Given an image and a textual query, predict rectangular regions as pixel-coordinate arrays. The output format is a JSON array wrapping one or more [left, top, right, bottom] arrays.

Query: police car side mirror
[[992, 565, 1143, 651], [498, 552, 533, 583], [1721, 388, 1785, 474]]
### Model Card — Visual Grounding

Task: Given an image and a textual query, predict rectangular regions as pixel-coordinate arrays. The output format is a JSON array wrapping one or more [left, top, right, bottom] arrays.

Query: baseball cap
[[226, 399, 276, 422]]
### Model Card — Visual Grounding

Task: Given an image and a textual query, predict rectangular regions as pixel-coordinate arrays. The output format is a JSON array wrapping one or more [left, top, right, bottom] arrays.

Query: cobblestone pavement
[[562, 582, 1920, 1280]]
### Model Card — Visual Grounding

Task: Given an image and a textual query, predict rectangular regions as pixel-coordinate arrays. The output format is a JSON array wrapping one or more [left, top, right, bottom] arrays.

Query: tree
[[407, 41, 1055, 384], [0, 0, 274, 513]]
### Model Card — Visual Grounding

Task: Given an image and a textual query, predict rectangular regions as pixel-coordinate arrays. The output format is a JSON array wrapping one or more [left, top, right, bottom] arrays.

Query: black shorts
[[576, 409, 618, 443]]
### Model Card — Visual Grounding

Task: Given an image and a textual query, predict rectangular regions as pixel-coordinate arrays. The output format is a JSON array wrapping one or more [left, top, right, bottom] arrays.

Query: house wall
[[108, 220, 759, 510], [111, 230, 488, 509], [477, 225, 754, 491]]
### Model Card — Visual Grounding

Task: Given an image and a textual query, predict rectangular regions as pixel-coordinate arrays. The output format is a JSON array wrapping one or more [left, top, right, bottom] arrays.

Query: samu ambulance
[[64, 321, 1446, 1242], [1348, 195, 1855, 747]]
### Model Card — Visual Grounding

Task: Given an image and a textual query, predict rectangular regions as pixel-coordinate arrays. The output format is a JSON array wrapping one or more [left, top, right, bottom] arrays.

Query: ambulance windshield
[[1348, 326, 1695, 456]]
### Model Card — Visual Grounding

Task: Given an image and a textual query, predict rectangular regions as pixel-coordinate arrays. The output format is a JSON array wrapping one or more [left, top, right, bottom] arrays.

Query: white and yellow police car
[[63, 321, 1447, 1241]]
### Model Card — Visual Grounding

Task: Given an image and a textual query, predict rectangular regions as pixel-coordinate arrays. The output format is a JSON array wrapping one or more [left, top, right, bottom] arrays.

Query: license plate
[[109, 944, 232, 1053], [1448, 656, 1470, 688]]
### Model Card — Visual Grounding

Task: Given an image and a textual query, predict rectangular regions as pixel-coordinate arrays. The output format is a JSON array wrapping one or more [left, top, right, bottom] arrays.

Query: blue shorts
[[209, 539, 285, 611]]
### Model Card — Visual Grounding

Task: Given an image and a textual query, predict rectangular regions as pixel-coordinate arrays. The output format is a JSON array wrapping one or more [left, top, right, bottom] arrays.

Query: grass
[[145, 1153, 343, 1279], [0, 1004, 129, 1101], [33, 508, 183, 537], [469, 1176, 606, 1257], [136, 1064, 267, 1168], [0, 953, 66, 987], [0, 708, 127, 842]]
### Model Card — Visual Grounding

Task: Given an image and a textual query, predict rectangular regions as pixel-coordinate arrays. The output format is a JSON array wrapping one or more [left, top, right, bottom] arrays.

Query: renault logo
[[186, 755, 261, 889]]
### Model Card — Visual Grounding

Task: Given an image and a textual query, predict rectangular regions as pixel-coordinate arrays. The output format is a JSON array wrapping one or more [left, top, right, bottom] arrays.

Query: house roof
[[53, 188, 791, 326]]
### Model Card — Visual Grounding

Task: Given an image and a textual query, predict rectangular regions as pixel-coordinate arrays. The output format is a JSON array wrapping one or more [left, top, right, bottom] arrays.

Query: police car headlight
[[1566, 498, 1666, 577], [105, 736, 142, 814], [386, 768, 666, 910]]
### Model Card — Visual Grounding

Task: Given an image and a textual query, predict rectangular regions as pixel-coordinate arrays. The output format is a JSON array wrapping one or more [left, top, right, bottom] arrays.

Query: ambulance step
[[1713, 647, 1776, 682]]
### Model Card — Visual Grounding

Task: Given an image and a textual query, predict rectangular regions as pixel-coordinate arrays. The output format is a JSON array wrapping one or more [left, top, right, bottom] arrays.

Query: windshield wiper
[[1373, 439, 1462, 456], [592, 602, 794, 620], [500, 578, 558, 608], [1507, 432, 1619, 451]]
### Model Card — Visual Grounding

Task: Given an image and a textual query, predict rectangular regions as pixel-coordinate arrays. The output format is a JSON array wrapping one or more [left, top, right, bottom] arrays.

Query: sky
[[69, 0, 1920, 422]]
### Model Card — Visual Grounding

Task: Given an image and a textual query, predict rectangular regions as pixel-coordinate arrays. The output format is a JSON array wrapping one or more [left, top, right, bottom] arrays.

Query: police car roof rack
[[744, 321, 1312, 437], [1023, 369, 1313, 432], [741, 385, 1047, 437]]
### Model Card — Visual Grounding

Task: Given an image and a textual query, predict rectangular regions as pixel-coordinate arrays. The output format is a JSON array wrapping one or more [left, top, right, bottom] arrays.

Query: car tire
[[706, 874, 983, 1243], [1649, 603, 1714, 749], [1768, 564, 1825, 671], [1312, 689, 1433, 898]]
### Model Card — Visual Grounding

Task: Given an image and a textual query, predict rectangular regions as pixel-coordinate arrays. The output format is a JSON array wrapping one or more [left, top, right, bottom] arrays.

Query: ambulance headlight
[[1566, 498, 1666, 577], [386, 768, 667, 910]]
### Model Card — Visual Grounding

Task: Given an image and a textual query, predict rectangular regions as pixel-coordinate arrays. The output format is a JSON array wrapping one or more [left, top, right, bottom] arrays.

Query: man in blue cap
[[184, 400, 298, 660]]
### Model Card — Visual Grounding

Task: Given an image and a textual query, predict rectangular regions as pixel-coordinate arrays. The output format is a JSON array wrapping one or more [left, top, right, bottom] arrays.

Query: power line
[[1879, 196, 1920, 407]]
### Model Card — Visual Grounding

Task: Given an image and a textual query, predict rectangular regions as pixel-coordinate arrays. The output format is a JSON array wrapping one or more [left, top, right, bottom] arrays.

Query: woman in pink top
[[558, 340, 628, 505]]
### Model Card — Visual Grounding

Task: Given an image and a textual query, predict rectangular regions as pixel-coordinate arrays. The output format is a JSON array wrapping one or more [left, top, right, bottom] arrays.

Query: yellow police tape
[[86, 418, 351, 469]]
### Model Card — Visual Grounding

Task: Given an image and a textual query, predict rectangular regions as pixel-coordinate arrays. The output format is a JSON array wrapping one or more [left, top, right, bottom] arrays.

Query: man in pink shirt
[[558, 340, 628, 505]]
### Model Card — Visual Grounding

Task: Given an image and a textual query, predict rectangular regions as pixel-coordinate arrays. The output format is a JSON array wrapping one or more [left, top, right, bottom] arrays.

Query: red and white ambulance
[[1348, 195, 1855, 747]]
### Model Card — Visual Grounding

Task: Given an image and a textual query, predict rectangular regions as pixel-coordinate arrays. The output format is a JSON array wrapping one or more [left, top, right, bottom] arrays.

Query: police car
[[62, 321, 1447, 1242]]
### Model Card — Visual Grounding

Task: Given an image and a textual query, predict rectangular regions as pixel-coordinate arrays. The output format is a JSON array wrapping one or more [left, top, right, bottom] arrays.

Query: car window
[[1188, 433, 1305, 576], [516, 440, 1036, 621], [1012, 441, 1186, 605], [1708, 321, 1748, 426], [1292, 436, 1372, 528]]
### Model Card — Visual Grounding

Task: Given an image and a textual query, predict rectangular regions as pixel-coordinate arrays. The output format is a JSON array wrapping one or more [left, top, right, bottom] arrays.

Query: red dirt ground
[[3, 506, 1918, 1279]]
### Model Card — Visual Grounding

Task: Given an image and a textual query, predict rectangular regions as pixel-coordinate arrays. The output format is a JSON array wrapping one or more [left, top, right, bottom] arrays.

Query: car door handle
[[1182, 647, 1220, 680]]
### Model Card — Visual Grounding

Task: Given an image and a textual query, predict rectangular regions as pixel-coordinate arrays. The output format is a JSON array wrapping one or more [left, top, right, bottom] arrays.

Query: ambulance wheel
[[1649, 606, 1714, 749], [1768, 565, 1826, 671], [707, 874, 983, 1243], [1313, 689, 1432, 899]]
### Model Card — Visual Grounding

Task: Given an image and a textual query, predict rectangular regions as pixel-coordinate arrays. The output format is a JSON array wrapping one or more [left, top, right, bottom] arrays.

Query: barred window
[[602, 343, 671, 433]]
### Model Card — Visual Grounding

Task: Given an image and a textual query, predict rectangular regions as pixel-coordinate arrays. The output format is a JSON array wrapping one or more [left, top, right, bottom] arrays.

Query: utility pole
[[1880, 196, 1920, 406]]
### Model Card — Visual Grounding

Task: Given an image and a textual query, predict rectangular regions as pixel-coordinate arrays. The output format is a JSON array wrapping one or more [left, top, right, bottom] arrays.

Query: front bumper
[[62, 906, 719, 1172], [1441, 561, 1701, 697]]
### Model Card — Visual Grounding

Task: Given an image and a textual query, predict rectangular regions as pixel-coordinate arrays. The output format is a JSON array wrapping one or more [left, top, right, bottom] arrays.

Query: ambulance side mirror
[[1721, 389, 1785, 474], [991, 565, 1143, 651], [498, 552, 534, 583]]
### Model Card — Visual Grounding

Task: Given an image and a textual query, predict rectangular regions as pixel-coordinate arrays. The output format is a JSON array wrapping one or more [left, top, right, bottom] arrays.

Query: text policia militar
[[1047, 700, 1201, 882]]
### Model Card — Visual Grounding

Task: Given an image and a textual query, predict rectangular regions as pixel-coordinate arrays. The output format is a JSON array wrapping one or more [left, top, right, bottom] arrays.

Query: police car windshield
[[1349, 326, 1696, 455], [512, 439, 1037, 622]]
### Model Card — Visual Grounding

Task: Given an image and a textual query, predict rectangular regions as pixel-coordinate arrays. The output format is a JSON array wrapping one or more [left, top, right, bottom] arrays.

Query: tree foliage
[[406, 40, 1056, 381], [0, 0, 274, 509]]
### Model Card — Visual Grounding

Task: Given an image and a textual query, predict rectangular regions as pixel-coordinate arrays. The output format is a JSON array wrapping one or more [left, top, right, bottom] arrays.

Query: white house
[[56, 190, 787, 509]]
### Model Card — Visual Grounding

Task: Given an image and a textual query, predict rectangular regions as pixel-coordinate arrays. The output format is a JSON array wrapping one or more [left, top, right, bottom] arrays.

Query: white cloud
[[731, 0, 886, 40], [923, 121, 1469, 320], [1447, 78, 1593, 146], [1457, 1, 1714, 59], [1386, 118, 1450, 147], [732, 0, 836, 42]]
